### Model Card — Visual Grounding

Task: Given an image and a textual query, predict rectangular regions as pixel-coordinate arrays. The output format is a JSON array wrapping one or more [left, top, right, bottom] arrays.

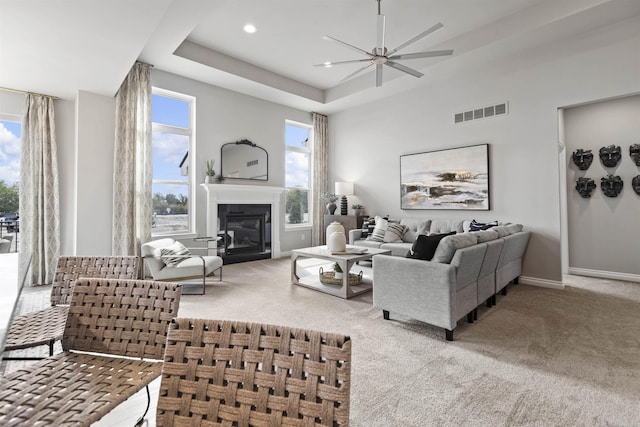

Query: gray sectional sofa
[[349, 218, 530, 341]]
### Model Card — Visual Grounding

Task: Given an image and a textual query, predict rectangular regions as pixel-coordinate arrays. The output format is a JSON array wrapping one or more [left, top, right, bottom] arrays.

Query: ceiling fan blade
[[339, 62, 375, 83], [388, 49, 453, 61], [388, 22, 444, 56], [322, 35, 372, 57], [376, 64, 383, 87], [313, 58, 372, 67], [385, 61, 424, 78], [376, 14, 386, 55]]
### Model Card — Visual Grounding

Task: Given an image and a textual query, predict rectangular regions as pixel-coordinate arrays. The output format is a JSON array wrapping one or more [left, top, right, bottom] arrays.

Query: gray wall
[[329, 16, 640, 286], [564, 94, 640, 280]]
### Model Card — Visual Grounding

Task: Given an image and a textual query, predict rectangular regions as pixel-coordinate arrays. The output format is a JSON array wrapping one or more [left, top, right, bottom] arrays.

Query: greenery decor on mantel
[[205, 159, 216, 183], [352, 204, 364, 216]]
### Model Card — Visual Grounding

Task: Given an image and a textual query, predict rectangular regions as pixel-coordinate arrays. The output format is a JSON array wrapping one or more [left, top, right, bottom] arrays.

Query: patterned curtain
[[311, 113, 329, 246], [20, 94, 60, 285], [112, 62, 152, 256]]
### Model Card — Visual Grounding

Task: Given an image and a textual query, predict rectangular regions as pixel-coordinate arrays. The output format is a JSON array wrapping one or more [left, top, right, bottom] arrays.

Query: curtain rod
[[0, 86, 60, 100]]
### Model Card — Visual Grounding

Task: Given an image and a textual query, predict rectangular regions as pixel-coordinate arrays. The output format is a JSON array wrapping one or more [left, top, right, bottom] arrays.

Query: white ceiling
[[2, 0, 640, 113]]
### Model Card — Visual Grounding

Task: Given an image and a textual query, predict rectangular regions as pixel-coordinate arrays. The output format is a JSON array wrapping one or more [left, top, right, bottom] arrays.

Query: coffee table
[[291, 245, 391, 299]]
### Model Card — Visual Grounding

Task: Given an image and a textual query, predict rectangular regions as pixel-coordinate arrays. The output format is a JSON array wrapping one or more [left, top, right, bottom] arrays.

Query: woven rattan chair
[[2, 255, 140, 360], [0, 277, 181, 427], [156, 318, 352, 426]]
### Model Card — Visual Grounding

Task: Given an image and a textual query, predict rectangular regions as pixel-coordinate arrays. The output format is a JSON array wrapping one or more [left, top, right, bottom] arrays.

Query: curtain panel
[[112, 62, 152, 256], [312, 113, 328, 246], [20, 94, 60, 285]]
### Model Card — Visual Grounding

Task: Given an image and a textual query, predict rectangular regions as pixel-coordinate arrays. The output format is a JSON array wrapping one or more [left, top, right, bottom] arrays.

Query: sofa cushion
[[367, 216, 388, 242], [469, 219, 499, 231], [493, 225, 512, 237], [156, 240, 191, 267], [406, 232, 455, 261], [475, 229, 499, 243], [380, 242, 413, 257], [384, 223, 407, 243], [429, 219, 464, 234], [432, 233, 479, 264], [506, 224, 523, 234], [400, 219, 431, 243]]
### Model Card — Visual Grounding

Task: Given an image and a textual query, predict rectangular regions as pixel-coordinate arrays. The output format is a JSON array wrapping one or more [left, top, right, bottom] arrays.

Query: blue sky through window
[[152, 93, 190, 199], [285, 124, 310, 188], [0, 120, 21, 185]]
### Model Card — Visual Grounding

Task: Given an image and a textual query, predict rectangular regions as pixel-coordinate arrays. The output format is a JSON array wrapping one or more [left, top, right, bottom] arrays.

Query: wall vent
[[454, 102, 508, 124]]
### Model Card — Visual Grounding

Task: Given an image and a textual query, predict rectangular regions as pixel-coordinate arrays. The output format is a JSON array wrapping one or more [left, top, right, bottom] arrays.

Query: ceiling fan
[[315, 0, 453, 87]]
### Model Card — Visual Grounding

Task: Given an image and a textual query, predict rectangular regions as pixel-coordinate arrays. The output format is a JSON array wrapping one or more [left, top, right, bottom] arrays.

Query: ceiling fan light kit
[[315, 0, 454, 87]]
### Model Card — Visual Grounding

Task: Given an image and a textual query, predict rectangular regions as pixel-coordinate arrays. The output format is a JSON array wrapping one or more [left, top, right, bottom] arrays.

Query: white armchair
[[141, 238, 223, 295]]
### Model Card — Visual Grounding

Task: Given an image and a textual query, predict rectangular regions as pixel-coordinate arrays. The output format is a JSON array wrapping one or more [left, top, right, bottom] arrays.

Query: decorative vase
[[327, 231, 346, 253], [326, 221, 345, 246], [204, 175, 214, 184], [326, 202, 337, 214]]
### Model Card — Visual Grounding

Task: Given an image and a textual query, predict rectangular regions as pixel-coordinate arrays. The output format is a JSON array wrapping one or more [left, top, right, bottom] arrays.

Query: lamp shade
[[335, 182, 354, 195]]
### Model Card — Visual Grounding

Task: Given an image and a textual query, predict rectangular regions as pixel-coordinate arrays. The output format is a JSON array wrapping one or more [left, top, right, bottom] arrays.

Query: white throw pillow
[[367, 216, 388, 242], [384, 223, 407, 243], [158, 241, 191, 267]]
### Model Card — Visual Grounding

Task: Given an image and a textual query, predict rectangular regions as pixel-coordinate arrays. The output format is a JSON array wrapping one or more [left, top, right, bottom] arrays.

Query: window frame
[[284, 120, 313, 230], [151, 87, 196, 237]]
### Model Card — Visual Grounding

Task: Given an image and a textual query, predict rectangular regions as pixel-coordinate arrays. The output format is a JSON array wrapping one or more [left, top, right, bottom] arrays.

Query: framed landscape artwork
[[400, 144, 490, 210]]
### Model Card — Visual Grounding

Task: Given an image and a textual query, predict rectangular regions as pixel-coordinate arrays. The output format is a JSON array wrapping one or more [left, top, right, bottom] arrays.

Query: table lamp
[[335, 182, 354, 215]]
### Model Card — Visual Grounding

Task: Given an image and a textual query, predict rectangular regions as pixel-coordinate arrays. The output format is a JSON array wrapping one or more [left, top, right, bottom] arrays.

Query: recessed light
[[243, 23, 256, 34]]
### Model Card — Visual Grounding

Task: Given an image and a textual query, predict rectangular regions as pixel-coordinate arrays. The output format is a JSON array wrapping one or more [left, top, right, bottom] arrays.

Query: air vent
[[454, 102, 508, 124]]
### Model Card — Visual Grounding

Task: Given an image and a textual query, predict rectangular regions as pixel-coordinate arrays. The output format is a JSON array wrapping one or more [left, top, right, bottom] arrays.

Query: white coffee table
[[291, 245, 391, 299]]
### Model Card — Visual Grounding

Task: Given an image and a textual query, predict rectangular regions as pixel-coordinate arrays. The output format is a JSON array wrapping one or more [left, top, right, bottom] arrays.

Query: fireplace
[[218, 204, 271, 263], [202, 184, 285, 263]]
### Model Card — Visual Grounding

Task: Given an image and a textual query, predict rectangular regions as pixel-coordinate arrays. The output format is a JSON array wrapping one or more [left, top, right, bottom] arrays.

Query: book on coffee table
[[330, 247, 368, 255]]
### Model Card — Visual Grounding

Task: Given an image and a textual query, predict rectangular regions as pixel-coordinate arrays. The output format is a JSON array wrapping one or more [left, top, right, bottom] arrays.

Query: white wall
[[564, 94, 640, 280], [73, 90, 115, 255], [329, 17, 640, 285], [151, 70, 313, 252]]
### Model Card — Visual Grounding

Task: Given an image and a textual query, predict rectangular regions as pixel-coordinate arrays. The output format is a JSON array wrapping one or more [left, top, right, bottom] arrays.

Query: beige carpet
[[179, 258, 640, 426], [5, 258, 640, 426]]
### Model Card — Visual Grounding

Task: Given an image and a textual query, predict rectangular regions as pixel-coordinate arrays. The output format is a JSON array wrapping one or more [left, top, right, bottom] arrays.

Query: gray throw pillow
[[431, 233, 478, 264]]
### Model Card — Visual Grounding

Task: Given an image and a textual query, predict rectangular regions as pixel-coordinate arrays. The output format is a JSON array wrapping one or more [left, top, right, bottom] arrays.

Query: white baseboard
[[519, 276, 564, 289], [568, 267, 640, 283]]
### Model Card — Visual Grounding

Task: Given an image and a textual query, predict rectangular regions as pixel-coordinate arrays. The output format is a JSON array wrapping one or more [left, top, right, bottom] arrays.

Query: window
[[151, 88, 194, 235], [285, 121, 312, 226], [0, 115, 21, 231]]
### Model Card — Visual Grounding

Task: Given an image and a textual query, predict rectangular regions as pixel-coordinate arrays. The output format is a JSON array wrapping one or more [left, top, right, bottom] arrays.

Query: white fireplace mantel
[[201, 184, 285, 258]]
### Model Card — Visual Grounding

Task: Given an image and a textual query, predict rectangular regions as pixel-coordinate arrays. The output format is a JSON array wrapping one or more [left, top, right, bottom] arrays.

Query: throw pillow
[[384, 223, 407, 243], [367, 216, 388, 242], [158, 241, 191, 267], [431, 233, 479, 264], [406, 232, 455, 261], [469, 219, 498, 231]]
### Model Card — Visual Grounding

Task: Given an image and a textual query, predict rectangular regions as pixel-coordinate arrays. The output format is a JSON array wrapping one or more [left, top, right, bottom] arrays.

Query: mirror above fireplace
[[220, 139, 268, 181]]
